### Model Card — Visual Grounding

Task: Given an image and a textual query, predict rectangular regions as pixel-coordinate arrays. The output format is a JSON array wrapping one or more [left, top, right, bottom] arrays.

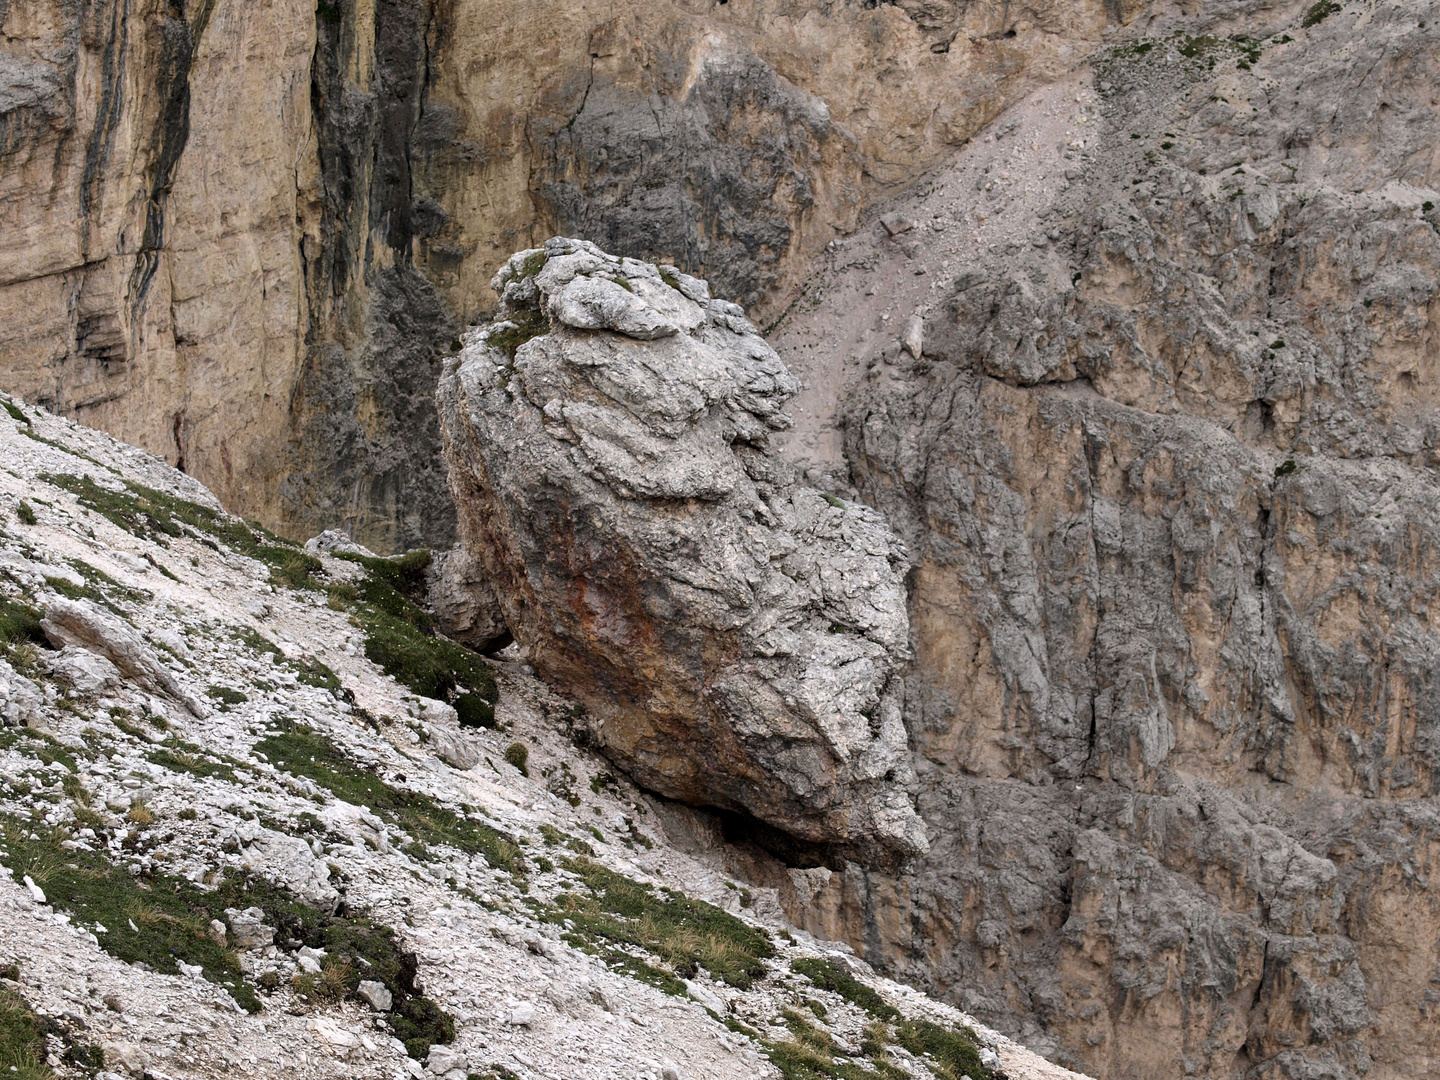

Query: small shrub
[[127, 801, 155, 826], [503, 741, 529, 776], [1302, 0, 1340, 27], [15, 501, 35, 526]]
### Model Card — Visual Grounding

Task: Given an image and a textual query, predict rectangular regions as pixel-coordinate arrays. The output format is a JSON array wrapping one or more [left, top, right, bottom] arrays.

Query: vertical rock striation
[[760, 3, 1440, 1078], [1, 0, 1132, 548], [438, 238, 926, 862]]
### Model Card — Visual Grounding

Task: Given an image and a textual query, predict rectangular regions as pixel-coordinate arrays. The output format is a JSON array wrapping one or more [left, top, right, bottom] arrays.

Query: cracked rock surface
[[0, 392, 1079, 1080], [438, 238, 927, 862], [761, 2, 1440, 1078]]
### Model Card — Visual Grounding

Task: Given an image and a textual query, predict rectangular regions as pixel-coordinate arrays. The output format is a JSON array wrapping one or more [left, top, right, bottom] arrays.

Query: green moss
[[2, 400, 29, 426], [485, 307, 549, 361], [253, 721, 523, 875], [658, 267, 682, 291], [206, 685, 248, 707], [1302, 0, 1340, 27], [542, 856, 772, 993]]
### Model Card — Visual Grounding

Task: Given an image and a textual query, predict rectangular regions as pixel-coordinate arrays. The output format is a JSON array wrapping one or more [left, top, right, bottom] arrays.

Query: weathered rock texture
[[438, 238, 926, 861], [750, 2, 1440, 1079], [0, 0, 1131, 549]]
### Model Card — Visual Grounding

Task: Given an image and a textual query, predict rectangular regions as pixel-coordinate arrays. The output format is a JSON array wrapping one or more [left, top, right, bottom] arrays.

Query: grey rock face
[[40, 598, 207, 718], [787, 6, 1440, 1079], [0, 659, 43, 728], [439, 238, 925, 861], [426, 545, 509, 653], [532, 50, 860, 312]]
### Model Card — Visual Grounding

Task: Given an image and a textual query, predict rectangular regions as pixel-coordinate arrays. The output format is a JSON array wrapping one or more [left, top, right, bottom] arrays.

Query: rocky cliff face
[[438, 238, 926, 863], [0, 0, 1127, 550], [0, 391, 1085, 1080], [752, 2, 1440, 1078]]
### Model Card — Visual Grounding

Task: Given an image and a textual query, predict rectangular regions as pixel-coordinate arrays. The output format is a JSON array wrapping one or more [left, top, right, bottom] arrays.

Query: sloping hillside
[[0, 393, 1079, 1080]]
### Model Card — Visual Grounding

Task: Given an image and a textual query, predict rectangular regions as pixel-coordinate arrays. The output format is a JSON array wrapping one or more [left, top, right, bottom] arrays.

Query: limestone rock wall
[[753, 2, 1440, 1078], [0, 0, 1130, 549]]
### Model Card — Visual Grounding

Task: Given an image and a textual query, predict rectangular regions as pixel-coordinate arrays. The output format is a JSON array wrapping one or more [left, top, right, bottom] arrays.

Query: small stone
[[358, 979, 393, 1012], [901, 315, 924, 360], [224, 906, 275, 950], [663, 1067, 682, 1080], [880, 212, 914, 236], [22, 876, 44, 904], [307, 1017, 361, 1048], [103, 994, 124, 1013], [102, 1041, 150, 1077], [207, 919, 227, 945], [297, 954, 322, 974], [508, 1000, 535, 1026], [425, 1044, 465, 1074]]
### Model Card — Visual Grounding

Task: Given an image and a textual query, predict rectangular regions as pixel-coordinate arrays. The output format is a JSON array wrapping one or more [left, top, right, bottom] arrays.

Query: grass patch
[[891, 1018, 993, 1080], [0, 984, 53, 1080], [230, 626, 343, 696], [0, 597, 45, 650], [788, 958, 993, 1080], [15, 501, 35, 526], [0, 816, 261, 1012], [541, 856, 772, 994], [147, 738, 243, 783], [0, 818, 455, 1057], [792, 957, 899, 1020], [765, 1010, 898, 1080], [340, 550, 497, 726], [39, 473, 322, 589], [252, 720, 523, 875], [206, 685, 248, 708]]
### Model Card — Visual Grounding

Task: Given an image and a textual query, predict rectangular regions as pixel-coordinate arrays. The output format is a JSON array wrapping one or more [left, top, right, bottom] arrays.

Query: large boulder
[[437, 238, 926, 861]]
